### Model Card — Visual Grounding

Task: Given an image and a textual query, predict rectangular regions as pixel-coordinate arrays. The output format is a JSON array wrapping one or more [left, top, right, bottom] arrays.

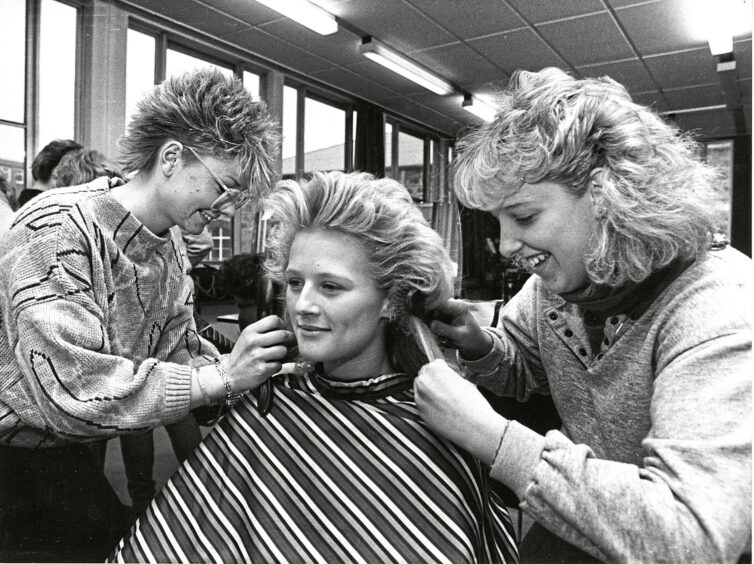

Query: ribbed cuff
[[489, 420, 546, 500], [163, 363, 193, 422]]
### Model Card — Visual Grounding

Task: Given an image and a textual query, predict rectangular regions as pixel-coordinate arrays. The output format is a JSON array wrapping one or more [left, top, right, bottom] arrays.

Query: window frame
[[282, 80, 356, 180]]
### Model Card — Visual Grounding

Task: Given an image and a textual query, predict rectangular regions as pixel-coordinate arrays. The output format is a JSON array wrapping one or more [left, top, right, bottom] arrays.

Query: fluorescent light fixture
[[254, 0, 337, 35], [463, 95, 496, 122], [685, 0, 750, 55], [708, 32, 733, 55], [359, 37, 454, 96]]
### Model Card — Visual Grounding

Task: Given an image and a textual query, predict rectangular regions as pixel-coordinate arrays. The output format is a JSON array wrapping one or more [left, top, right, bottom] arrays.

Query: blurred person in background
[[18, 138, 83, 207], [51, 147, 122, 188]]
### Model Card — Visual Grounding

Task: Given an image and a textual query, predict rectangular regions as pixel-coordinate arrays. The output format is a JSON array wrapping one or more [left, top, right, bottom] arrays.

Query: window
[[0, 0, 26, 205], [38, 0, 77, 150], [207, 222, 233, 262], [282, 86, 352, 179], [304, 96, 346, 174], [125, 29, 156, 129], [0, 0, 25, 124], [243, 70, 260, 100], [0, 0, 78, 204], [385, 120, 429, 202], [165, 48, 233, 79], [281, 85, 298, 178], [398, 130, 424, 201]]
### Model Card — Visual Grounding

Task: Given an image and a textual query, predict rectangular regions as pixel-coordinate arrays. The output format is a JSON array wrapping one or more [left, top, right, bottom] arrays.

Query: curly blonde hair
[[118, 68, 279, 198], [262, 171, 454, 375], [454, 67, 721, 286]]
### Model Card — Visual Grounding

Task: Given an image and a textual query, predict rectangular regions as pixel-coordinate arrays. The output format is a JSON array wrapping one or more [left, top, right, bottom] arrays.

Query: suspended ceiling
[[118, 0, 752, 140]]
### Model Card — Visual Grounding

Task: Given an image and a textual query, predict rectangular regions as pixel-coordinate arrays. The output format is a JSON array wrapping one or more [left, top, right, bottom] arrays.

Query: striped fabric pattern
[[111, 368, 519, 563]]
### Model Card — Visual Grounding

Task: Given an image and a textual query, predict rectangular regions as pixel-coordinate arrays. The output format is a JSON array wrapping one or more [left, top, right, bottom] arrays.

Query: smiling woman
[[414, 67, 752, 563], [109, 171, 520, 563]]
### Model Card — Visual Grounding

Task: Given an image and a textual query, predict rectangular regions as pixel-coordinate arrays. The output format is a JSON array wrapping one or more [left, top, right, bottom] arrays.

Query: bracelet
[[194, 367, 212, 407], [216, 359, 243, 408]]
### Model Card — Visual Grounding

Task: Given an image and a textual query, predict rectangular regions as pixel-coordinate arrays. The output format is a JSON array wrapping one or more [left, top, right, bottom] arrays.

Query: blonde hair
[[454, 67, 720, 286], [263, 171, 453, 374]]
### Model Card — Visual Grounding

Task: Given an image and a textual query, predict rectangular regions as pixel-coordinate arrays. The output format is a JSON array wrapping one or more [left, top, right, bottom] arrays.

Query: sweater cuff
[[489, 420, 546, 501], [456, 329, 505, 376], [163, 364, 193, 421]]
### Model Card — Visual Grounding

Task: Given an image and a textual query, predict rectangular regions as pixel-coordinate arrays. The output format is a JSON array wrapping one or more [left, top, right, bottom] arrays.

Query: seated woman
[[110, 171, 519, 563]]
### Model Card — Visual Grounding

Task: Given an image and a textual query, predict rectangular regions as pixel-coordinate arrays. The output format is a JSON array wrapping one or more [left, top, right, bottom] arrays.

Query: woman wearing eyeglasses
[[0, 69, 292, 562]]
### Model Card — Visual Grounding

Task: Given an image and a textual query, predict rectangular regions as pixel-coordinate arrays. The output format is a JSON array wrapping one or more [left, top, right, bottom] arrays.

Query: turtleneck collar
[[88, 180, 171, 262], [560, 257, 695, 322], [310, 363, 413, 401]]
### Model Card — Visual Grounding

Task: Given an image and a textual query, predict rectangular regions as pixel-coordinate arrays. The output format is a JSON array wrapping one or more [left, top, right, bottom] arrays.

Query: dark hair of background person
[[31, 139, 83, 182], [217, 252, 264, 304]]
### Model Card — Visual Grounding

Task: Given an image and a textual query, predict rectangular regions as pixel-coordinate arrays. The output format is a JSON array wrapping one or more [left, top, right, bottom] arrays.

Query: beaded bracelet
[[216, 359, 243, 408]]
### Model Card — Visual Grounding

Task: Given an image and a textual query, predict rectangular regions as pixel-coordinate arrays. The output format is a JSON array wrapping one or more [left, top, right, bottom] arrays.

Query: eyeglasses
[[184, 146, 252, 211]]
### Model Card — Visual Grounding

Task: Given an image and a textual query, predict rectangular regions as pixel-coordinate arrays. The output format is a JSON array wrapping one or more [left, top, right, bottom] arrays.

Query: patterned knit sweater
[[460, 246, 751, 563], [0, 178, 219, 448]]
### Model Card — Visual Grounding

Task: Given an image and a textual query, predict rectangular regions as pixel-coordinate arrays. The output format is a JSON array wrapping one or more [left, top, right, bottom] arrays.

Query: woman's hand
[[226, 315, 296, 392], [429, 299, 493, 360], [414, 359, 508, 465]]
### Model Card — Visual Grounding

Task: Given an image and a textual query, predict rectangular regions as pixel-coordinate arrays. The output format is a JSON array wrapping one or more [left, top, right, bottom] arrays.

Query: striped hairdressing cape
[[111, 367, 519, 563]]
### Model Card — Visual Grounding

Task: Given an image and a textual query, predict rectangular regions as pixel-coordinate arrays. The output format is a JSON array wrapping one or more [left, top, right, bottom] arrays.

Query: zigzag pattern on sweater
[[0, 179, 215, 447]]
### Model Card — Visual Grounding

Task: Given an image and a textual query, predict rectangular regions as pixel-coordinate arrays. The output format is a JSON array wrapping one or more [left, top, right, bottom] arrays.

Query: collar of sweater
[[307, 362, 412, 401], [88, 182, 171, 262], [559, 256, 695, 323]]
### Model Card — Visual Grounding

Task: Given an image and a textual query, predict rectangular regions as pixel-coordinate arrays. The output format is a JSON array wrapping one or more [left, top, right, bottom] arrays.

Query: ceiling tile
[[411, 43, 507, 88], [222, 27, 336, 74], [200, 0, 280, 26], [632, 90, 670, 112], [577, 58, 657, 93], [468, 28, 567, 74], [308, 66, 399, 102], [670, 108, 737, 138], [121, 0, 751, 139], [128, 0, 248, 37], [741, 78, 752, 96], [379, 95, 467, 135], [405, 90, 476, 130], [663, 83, 725, 109], [536, 12, 635, 66], [644, 49, 720, 89], [255, 19, 362, 67], [605, 0, 661, 8], [405, 0, 525, 39], [323, 0, 455, 51], [505, 0, 606, 24], [733, 39, 752, 79], [614, 0, 706, 56], [344, 59, 442, 97]]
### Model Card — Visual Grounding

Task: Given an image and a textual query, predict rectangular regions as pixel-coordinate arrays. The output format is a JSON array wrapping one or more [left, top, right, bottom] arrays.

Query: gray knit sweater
[[459, 246, 751, 563], [0, 178, 218, 448]]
